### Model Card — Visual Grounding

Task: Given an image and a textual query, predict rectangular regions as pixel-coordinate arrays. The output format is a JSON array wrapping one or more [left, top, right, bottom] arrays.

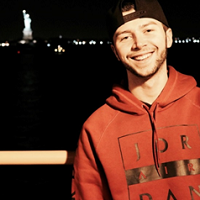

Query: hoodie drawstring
[[143, 104, 161, 177]]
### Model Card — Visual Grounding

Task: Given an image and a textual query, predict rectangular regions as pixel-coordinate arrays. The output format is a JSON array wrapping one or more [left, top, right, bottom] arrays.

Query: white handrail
[[0, 150, 75, 165]]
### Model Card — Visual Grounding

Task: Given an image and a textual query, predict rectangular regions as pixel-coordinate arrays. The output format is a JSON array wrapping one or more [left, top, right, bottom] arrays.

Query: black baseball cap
[[106, 0, 169, 40]]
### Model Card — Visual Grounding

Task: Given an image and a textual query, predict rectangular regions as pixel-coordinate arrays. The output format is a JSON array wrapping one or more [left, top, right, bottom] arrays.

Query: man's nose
[[131, 34, 147, 50]]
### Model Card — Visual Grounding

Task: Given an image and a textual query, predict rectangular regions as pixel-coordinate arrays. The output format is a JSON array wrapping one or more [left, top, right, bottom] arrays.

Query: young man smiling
[[110, 1, 173, 105], [72, 0, 200, 199]]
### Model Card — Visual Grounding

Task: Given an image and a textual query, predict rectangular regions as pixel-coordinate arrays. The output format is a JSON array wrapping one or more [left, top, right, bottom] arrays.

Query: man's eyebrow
[[115, 21, 158, 38], [115, 30, 132, 38], [140, 21, 158, 28]]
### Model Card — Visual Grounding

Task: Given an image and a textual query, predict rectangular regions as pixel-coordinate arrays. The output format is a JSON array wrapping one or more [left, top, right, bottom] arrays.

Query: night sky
[[0, 0, 200, 41]]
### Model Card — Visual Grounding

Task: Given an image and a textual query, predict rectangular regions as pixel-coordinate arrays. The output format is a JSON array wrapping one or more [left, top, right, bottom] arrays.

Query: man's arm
[[71, 128, 112, 200]]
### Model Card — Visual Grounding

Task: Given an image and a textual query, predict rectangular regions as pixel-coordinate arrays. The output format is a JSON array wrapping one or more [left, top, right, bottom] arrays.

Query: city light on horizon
[[1, 36, 200, 49]]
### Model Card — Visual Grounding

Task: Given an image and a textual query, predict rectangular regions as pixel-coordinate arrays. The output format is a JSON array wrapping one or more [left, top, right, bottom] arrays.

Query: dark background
[[0, 42, 120, 199], [0, 0, 200, 41]]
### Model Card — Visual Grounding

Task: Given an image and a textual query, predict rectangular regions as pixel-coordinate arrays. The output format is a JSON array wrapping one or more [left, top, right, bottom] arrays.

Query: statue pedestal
[[23, 29, 33, 40]]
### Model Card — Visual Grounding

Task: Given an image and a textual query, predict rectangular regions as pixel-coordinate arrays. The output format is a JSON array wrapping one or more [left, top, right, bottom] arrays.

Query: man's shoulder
[[80, 103, 120, 145], [185, 86, 200, 107], [84, 103, 119, 127]]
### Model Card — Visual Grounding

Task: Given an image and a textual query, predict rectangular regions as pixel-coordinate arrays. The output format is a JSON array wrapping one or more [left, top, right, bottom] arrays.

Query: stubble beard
[[124, 47, 168, 80]]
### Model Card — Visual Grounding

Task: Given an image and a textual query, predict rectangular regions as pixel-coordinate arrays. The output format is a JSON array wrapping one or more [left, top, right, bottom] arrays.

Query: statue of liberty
[[22, 10, 33, 40]]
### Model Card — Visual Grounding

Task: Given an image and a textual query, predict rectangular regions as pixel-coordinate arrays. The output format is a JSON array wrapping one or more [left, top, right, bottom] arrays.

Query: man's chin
[[126, 65, 160, 79]]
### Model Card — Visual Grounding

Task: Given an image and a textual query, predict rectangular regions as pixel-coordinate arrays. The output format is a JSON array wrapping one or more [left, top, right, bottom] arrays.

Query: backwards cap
[[106, 0, 169, 39]]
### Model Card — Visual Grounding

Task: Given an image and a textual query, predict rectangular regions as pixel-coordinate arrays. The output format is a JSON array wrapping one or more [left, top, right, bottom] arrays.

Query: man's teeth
[[134, 53, 152, 61]]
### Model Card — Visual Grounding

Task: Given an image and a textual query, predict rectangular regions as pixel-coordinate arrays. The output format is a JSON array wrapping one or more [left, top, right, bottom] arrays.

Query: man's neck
[[127, 67, 168, 105]]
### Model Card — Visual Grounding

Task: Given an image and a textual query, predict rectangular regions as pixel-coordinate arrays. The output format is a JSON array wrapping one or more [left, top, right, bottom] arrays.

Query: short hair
[[121, 1, 135, 12]]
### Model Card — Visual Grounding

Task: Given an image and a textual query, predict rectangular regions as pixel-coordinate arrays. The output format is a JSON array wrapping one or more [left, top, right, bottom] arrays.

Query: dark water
[[1, 44, 116, 151], [0, 43, 199, 199], [167, 44, 200, 85], [0, 44, 118, 199]]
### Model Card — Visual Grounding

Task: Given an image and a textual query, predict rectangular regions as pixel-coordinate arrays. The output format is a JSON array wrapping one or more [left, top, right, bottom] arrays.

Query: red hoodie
[[72, 66, 200, 200]]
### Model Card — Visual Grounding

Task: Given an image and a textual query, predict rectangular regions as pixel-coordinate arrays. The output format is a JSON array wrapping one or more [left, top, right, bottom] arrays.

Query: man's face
[[111, 17, 173, 79]]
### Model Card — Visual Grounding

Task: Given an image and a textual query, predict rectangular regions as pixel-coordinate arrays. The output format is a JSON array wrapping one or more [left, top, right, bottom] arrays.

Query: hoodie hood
[[106, 66, 197, 114]]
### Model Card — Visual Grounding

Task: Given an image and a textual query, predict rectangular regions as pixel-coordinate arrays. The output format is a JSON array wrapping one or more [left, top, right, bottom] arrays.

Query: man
[[72, 0, 200, 199]]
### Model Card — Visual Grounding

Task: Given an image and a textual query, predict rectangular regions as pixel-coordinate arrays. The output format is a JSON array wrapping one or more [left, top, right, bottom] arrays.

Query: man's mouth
[[132, 52, 153, 61]]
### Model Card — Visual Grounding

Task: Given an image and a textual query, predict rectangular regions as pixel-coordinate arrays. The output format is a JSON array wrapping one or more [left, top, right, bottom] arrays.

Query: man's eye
[[122, 36, 132, 41], [123, 36, 129, 40], [145, 29, 153, 33]]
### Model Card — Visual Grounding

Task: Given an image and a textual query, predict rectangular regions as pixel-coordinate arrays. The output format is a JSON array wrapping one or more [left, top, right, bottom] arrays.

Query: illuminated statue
[[22, 10, 33, 40], [23, 10, 31, 30]]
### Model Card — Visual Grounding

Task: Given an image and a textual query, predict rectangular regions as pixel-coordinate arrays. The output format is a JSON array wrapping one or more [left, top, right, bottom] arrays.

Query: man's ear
[[166, 28, 173, 48], [111, 44, 120, 61]]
